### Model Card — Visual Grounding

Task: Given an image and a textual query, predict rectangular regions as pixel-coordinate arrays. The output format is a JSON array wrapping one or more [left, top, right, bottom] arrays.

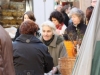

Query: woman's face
[[51, 17, 59, 25], [71, 14, 81, 25], [24, 14, 30, 21], [42, 26, 53, 41]]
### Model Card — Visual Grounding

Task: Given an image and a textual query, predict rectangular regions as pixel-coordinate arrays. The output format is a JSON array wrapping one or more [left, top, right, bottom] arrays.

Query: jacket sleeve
[[43, 47, 54, 73], [63, 28, 69, 40], [59, 42, 67, 57], [56, 42, 67, 73], [13, 27, 20, 41]]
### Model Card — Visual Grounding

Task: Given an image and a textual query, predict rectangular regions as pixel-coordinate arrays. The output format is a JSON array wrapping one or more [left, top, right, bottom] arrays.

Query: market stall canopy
[[72, 0, 100, 75]]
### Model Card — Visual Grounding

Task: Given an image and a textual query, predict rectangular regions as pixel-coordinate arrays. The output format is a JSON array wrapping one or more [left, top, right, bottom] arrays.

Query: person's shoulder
[[12, 41, 19, 45], [67, 24, 74, 30], [56, 35, 64, 44], [82, 23, 87, 28], [37, 41, 48, 49], [62, 24, 67, 30]]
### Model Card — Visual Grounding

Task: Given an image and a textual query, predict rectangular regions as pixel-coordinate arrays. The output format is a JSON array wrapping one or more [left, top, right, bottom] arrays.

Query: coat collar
[[73, 22, 83, 28], [41, 35, 58, 47], [16, 34, 42, 43], [49, 35, 58, 47]]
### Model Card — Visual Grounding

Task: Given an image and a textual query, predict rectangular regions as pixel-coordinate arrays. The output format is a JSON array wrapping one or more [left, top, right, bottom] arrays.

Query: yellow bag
[[64, 41, 77, 57]]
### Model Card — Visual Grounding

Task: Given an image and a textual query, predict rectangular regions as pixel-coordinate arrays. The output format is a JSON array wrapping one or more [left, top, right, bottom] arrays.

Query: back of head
[[61, 5, 70, 14], [86, 6, 94, 21], [55, 5, 62, 12], [20, 19, 38, 35]]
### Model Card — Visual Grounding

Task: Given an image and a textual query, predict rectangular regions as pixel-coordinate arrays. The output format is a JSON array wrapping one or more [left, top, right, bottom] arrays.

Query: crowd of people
[[0, 0, 98, 75]]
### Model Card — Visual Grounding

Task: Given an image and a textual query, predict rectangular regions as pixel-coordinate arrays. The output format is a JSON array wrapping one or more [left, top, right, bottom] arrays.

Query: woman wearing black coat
[[63, 7, 87, 41], [13, 11, 40, 41], [13, 19, 53, 75]]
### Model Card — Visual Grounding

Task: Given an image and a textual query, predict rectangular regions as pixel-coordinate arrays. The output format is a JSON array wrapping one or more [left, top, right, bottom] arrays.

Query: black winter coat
[[13, 34, 53, 75], [13, 27, 41, 41], [63, 23, 87, 40], [13, 28, 20, 41], [63, 12, 69, 27]]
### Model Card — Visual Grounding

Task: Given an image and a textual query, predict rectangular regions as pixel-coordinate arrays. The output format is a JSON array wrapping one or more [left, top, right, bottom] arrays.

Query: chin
[[43, 38, 50, 41], [44, 39, 50, 41]]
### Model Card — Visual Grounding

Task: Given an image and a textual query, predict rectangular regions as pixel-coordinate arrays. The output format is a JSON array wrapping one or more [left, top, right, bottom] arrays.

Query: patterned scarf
[[56, 23, 64, 30]]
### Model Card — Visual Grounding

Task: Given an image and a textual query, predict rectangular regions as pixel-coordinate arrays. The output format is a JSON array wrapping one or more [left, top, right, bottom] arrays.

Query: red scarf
[[56, 23, 64, 30]]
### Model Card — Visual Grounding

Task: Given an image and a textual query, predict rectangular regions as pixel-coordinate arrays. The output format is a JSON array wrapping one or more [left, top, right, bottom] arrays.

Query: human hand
[[51, 67, 57, 74]]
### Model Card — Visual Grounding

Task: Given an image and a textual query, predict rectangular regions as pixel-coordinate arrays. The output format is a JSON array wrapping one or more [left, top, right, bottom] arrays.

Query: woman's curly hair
[[49, 10, 64, 24]]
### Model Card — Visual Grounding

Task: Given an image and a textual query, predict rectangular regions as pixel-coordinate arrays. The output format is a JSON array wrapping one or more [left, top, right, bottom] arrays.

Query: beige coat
[[41, 35, 67, 66], [0, 26, 15, 75]]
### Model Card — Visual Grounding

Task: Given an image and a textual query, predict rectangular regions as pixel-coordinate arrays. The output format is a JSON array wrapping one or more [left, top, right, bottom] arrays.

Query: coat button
[[26, 39, 30, 43], [27, 72, 31, 75]]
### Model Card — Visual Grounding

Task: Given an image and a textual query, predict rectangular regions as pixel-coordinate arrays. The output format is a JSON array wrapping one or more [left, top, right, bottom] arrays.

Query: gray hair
[[69, 7, 85, 23], [61, 5, 70, 13], [40, 21, 56, 34], [55, 5, 62, 9]]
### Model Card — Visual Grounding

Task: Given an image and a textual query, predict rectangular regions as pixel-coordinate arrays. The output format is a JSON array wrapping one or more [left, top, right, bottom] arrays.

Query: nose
[[52, 21, 54, 23], [43, 31, 48, 36], [44, 32, 47, 36]]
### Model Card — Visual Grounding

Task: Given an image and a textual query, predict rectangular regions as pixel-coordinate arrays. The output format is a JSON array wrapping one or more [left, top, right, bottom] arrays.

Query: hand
[[51, 67, 57, 74]]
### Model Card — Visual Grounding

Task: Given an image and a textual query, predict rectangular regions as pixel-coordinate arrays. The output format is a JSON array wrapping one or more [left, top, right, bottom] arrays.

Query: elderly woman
[[13, 19, 53, 75], [40, 21, 67, 74], [49, 10, 67, 35], [63, 7, 87, 41]]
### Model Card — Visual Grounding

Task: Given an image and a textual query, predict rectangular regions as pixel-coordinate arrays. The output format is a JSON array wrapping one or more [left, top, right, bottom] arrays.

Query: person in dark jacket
[[13, 19, 53, 75], [61, 5, 70, 27], [13, 11, 40, 41], [64, 7, 87, 41]]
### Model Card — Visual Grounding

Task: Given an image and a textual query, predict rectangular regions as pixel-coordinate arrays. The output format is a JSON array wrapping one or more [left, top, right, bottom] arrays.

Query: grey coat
[[41, 35, 67, 67]]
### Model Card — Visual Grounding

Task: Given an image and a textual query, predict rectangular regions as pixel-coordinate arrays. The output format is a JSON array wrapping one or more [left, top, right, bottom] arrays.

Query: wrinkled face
[[71, 14, 80, 25], [51, 17, 59, 25], [24, 14, 30, 21], [42, 26, 53, 41]]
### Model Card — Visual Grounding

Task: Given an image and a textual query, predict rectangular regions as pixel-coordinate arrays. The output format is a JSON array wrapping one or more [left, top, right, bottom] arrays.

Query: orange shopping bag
[[64, 41, 77, 57]]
